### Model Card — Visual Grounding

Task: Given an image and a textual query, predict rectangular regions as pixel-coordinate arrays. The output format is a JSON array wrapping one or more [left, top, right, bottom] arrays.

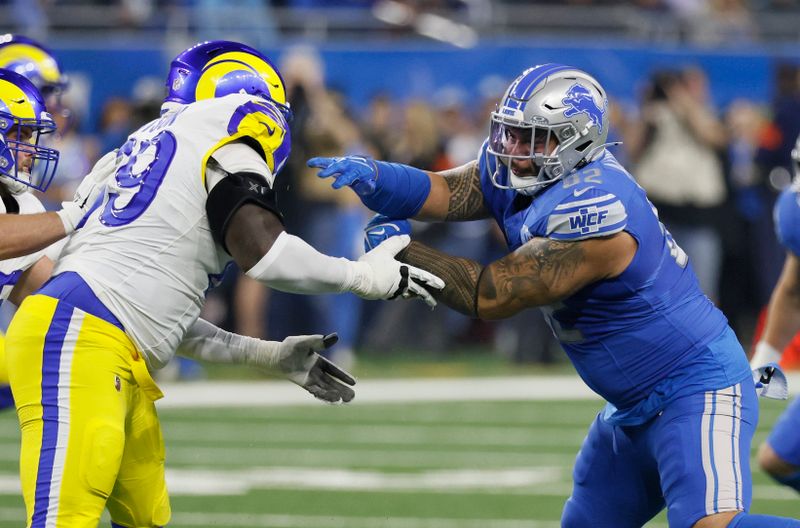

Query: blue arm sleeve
[[363, 161, 431, 219]]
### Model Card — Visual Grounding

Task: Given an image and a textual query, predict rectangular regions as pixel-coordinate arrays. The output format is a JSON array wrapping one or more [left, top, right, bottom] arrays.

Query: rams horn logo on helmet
[[562, 84, 606, 134]]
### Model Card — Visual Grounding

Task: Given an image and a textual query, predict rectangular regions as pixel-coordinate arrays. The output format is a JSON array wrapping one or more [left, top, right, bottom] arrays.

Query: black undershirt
[[0, 184, 19, 214]]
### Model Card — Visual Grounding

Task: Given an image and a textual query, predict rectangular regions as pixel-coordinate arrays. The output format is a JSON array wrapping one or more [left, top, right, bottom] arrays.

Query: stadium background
[[2, 0, 800, 525]]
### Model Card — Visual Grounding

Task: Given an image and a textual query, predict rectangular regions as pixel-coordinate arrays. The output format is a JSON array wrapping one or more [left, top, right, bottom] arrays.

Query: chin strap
[[584, 141, 622, 162]]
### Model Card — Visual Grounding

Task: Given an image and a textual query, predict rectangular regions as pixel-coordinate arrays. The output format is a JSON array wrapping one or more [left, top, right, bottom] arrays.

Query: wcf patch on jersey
[[569, 205, 609, 235], [546, 198, 626, 239]]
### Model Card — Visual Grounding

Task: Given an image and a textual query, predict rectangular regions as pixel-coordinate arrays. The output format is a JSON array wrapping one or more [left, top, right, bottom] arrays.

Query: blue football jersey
[[775, 182, 800, 257], [478, 143, 751, 424]]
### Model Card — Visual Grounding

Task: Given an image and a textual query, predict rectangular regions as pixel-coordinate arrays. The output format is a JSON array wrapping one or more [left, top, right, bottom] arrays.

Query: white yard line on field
[[156, 376, 598, 408], [154, 374, 800, 408], [0, 463, 794, 502]]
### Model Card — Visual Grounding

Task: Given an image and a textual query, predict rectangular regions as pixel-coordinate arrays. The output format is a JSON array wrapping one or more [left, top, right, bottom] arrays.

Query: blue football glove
[[364, 214, 411, 253], [308, 156, 378, 197]]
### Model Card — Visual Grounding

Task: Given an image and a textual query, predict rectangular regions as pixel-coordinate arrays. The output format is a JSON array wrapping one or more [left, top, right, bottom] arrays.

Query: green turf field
[[0, 387, 796, 527]]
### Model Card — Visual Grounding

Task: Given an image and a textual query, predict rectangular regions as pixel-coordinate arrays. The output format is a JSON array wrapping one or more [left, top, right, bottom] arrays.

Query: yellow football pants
[[5, 294, 170, 528], [0, 331, 7, 385]]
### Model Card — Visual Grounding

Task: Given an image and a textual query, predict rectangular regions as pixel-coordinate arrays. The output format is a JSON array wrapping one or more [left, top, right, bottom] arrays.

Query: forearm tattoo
[[398, 241, 483, 317], [480, 239, 586, 308], [438, 161, 487, 221]]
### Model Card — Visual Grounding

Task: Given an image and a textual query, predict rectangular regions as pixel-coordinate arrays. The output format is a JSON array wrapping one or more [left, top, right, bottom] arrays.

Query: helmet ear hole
[[575, 141, 592, 153]]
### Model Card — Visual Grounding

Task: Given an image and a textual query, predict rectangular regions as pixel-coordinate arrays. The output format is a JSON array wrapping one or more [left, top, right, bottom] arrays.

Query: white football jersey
[[0, 192, 47, 302], [54, 94, 289, 369]]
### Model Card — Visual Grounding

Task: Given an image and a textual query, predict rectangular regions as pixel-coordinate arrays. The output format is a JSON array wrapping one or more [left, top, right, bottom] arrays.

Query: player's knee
[[80, 423, 125, 498], [108, 492, 170, 528], [757, 442, 797, 478], [691, 511, 741, 528]]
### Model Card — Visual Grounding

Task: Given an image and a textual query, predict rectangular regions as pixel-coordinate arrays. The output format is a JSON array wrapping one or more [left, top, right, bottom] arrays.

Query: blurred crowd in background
[[13, 0, 800, 48], [8, 0, 800, 372]]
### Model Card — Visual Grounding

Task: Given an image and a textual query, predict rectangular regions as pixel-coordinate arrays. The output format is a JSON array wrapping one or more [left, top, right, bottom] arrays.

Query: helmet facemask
[[487, 112, 586, 195], [486, 65, 610, 196], [0, 115, 58, 194]]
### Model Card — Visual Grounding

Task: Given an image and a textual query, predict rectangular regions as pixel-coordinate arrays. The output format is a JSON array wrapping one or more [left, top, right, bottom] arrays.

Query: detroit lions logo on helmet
[[562, 83, 606, 133]]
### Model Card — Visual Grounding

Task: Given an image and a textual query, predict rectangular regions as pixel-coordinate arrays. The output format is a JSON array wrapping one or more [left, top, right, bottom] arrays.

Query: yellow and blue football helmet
[[165, 40, 291, 120], [0, 69, 58, 194], [0, 34, 68, 103]]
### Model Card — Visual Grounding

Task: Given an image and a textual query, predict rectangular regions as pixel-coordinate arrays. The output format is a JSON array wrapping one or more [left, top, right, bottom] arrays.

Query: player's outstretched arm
[[752, 252, 800, 366], [424, 160, 489, 221], [397, 233, 636, 319], [308, 156, 489, 222], [207, 175, 444, 306], [0, 213, 68, 260], [0, 150, 116, 260], [178, 319, 355, 403]]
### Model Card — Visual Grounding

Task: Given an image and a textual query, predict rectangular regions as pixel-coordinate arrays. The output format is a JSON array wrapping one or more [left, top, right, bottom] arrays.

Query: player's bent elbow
[[476, 296, 527, 320]]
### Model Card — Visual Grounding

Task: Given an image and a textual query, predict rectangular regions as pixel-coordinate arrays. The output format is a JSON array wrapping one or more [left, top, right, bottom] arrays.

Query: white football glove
[[347, 235, 445, 307], [57, 150, 118, 233], [248, 333, 356, 403], [750, 341, 789, 400]]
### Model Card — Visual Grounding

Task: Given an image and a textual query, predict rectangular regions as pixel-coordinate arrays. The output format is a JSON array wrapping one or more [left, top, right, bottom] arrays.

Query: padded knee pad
[[80, 422, 124, 498]]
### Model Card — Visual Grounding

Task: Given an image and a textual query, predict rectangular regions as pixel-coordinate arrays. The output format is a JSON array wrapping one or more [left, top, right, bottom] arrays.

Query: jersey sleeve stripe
[[554, 193, 617, 211]]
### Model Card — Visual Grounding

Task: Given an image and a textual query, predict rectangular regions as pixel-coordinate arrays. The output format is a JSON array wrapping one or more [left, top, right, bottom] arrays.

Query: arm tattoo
[[438, 161, 488, 221], [398, 241, 483, 317], [481, 239, 586, 309]]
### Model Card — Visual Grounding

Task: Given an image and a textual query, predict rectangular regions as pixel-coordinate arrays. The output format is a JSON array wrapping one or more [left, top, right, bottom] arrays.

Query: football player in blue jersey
[[310, 64, 800, 528], [750, 135, 800, 495]]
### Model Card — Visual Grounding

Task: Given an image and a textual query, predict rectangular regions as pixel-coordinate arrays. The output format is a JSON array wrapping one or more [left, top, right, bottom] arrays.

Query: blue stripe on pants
[[31, 302, 74, 527]]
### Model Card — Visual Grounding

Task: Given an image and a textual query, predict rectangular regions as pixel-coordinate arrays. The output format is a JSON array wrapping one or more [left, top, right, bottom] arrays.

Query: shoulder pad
[[226, 98, 291, 175]]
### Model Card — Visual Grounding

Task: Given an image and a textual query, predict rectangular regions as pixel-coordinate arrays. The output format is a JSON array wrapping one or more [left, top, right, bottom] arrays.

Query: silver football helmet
[[486, 64, 609, 195]]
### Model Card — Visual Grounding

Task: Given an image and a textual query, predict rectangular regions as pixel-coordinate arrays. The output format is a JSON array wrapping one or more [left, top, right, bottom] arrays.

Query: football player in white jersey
[[4, 40, 443, 527], [0, 68, 114, 412], [0, 35, 118, 417]]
